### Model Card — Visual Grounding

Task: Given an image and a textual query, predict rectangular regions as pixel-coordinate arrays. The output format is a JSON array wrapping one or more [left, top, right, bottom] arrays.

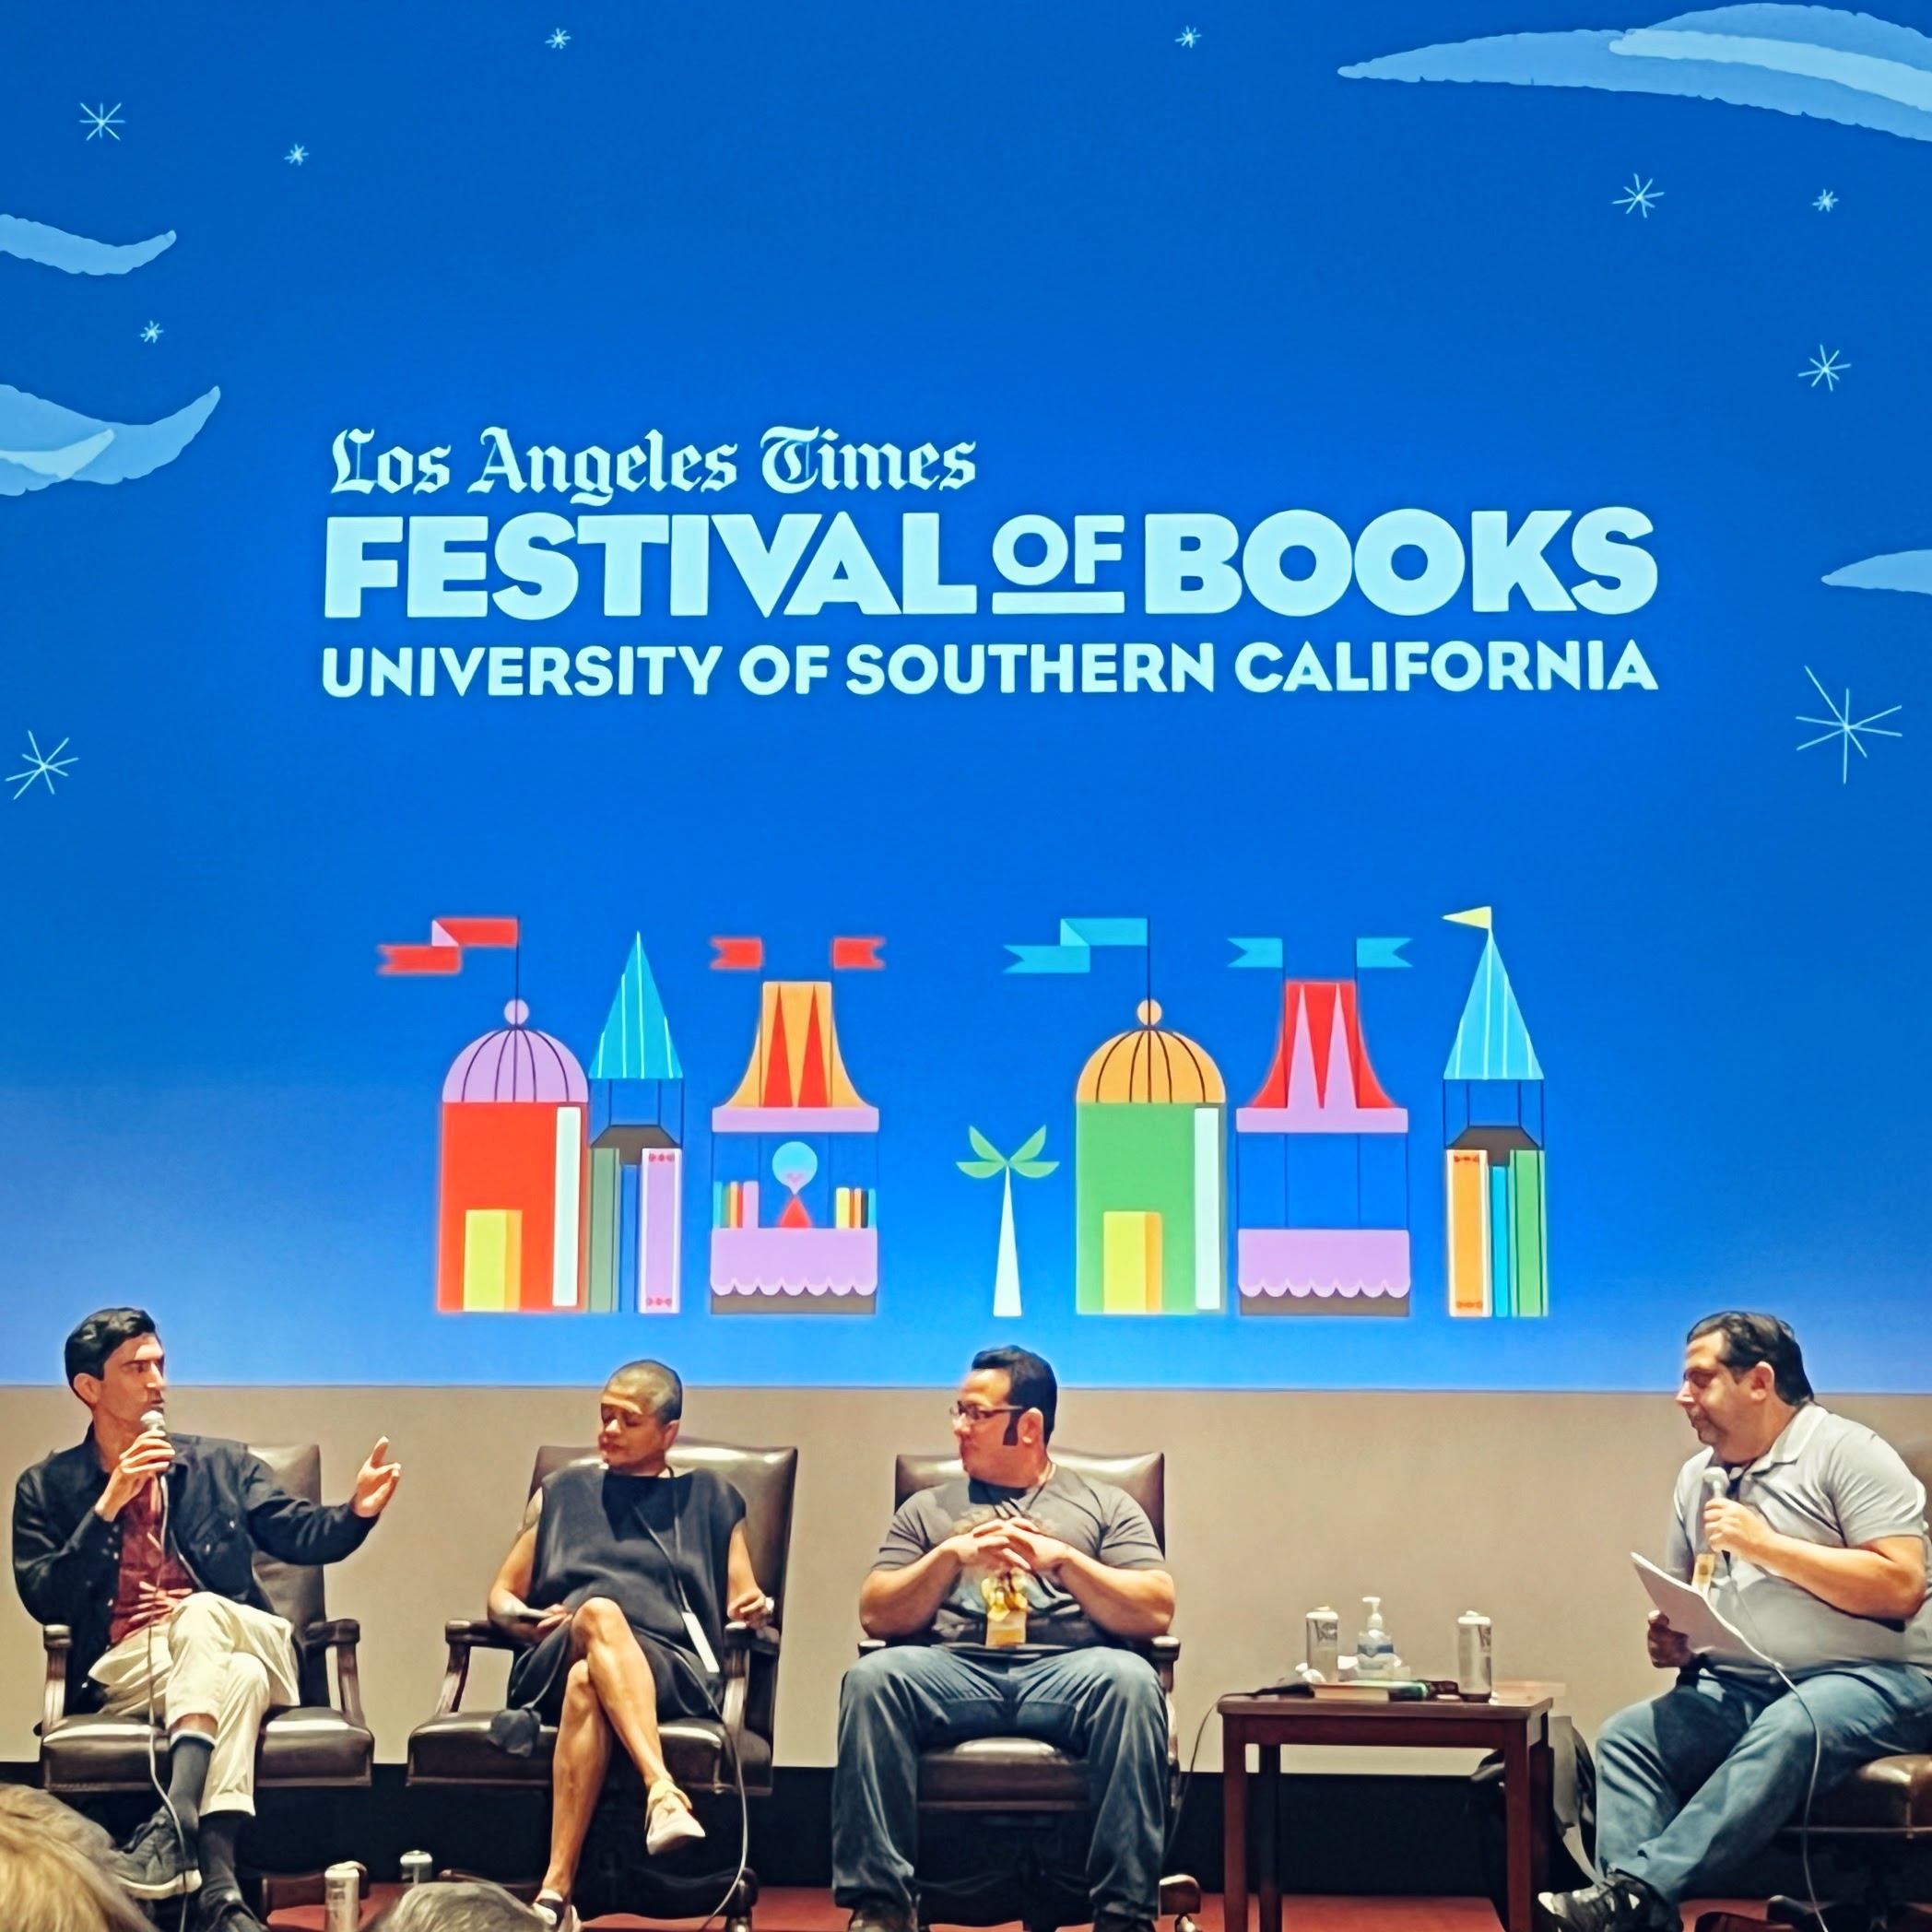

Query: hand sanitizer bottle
[[1356, 1596, 1396, 1680]]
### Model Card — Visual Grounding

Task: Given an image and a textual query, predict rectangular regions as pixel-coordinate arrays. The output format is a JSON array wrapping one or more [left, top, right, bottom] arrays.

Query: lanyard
[[626, 1475, 721, 1677], [992, 1461, 1056, 1521]]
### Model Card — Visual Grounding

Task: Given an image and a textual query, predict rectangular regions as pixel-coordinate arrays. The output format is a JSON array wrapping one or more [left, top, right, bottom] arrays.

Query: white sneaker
[[644, 1785, 707, 1855]]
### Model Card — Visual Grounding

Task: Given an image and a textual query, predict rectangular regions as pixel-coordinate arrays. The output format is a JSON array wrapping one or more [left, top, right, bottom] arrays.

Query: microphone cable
[[659, 1633, 749, 1932], [1695, 1465, 1830, 1932], [1164, 1674, 1329, 1871], [1717, 1585, 1830, 1932], [144, 1470, 194, 1912]]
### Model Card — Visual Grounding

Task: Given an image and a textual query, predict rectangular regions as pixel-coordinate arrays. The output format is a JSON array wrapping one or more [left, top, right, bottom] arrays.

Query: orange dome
[[1077, 1000, 1225, 1104]]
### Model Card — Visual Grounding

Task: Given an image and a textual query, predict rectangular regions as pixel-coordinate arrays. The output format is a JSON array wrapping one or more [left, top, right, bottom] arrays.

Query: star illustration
[[1613, 173, 1663, 217], [79, 102, 124, 142], [1813, 188, 1838, 212], [138, 320, 162, 344], [1175, 25, 1202, 47], [1797, 667, 1901, 783], [1799, 346, 1850, 390], [547, 28, 571, 48], [285, 143, 308, 165], [8, 731, 77, 801]]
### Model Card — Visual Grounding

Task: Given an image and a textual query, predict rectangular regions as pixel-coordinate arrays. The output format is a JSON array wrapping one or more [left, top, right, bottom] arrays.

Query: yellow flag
[[1443, 906, 1493, 930]]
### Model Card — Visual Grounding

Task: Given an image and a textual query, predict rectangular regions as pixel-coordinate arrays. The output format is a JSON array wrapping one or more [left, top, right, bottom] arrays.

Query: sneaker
[[192, 1890, 268, 1932], [1537, 1874, 1674, 1931], [644, 1780, 707, 1855], [844, 1905, 918, 1932], [533, 1892, 582, 1932], [117, 1807, 201, 1901]]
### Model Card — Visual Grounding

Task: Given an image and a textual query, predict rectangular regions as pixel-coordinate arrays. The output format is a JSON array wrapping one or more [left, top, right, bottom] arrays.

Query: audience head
[[953, 1345, 1056, 1480], [63, 1308, 164, 1424], [598, 1358, 684, 1473], [0, 1786, 150, 1932], [1679, 1311, 1813, 1459], [367, 1880, 543, 1930]]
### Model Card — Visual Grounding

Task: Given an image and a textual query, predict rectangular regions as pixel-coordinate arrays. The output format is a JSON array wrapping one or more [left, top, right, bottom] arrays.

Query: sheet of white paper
[[1631, 1553, 1773, 1667]]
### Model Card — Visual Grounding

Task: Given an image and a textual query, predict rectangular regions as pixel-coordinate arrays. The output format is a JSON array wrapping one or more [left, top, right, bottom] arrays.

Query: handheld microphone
[[137, 1408, 175, 1482], [1691, 1466, 1729, 1591]]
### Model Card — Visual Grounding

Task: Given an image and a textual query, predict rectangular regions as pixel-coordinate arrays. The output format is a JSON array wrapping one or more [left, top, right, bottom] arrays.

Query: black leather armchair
[[1731, 1444, 1932, 1932], [865, 1447, 1200, 1932], [38, 1443, 373, 1896], [406, 1438, 797, 1929]]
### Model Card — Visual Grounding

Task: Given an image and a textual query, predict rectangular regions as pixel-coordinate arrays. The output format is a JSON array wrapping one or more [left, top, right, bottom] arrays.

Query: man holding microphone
[[12, 1308, 401, 1932], [1541, 1313, 1932, 1930]]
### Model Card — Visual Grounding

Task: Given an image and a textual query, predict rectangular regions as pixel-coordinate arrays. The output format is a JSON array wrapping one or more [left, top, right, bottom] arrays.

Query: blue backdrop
[[3, 2, 1926, 1389]]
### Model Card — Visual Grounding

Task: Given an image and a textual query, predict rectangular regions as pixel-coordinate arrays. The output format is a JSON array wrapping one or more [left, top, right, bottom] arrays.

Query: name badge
[[980, 1570, 1027, 1649], [986, 1603, 1028, 1649], [682, 1608, 720, 1676]]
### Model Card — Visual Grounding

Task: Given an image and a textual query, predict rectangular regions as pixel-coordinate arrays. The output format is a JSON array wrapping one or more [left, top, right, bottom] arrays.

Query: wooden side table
[[1218, 1680, 1559, 1932]]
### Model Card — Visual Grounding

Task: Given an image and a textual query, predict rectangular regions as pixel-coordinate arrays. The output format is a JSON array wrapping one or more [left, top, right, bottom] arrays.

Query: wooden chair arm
[[1142, 1633, 1183, 1786], [301, 1617, 362, 1651], [446, 1617, 518, 1649], [718, 1621, 780, 1741], [432, 1618, 520, 1718], [41, 1626, 72, 1737], [302, 1619, 367, 1730]]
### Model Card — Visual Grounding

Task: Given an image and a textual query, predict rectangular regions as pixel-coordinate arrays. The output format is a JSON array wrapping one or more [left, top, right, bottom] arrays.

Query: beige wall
[[6, 1386, 1928, 1775]]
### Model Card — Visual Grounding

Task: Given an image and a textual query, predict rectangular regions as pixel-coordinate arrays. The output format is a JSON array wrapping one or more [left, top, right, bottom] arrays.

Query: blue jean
[[1596, 1663, 1932, 1905], [831, 1643, 1169, 1921]]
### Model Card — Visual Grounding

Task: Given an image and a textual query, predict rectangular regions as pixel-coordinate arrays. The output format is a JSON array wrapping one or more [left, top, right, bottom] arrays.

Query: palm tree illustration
[[958, 1127, 1057, 1318]]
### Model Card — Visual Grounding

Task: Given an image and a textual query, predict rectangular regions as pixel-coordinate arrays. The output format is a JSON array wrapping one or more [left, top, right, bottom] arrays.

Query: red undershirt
[[107, 1480, 195, 1647]]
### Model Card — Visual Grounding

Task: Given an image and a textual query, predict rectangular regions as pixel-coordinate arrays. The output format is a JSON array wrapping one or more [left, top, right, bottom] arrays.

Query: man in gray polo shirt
[[1542, 1313, 1932, 1931], [831, 1346, 1174, 1932]]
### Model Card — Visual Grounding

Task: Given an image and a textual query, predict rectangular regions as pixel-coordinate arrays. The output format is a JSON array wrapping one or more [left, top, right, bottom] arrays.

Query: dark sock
[[200, 1812, 243, 1896], [165, 1730, 214, 1837]]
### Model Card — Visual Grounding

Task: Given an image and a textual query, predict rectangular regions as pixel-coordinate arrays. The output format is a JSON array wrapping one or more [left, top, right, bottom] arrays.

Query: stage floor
[[265, 1886, 1767, 1929]]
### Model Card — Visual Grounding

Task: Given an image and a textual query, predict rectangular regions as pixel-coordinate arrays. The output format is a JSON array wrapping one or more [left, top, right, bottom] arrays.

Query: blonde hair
[[0, 1787, 148, 1932]]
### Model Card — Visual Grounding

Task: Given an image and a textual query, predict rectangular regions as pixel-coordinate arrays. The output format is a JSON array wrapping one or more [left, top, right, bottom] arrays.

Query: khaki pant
[[90, 1596, 301, 1817]]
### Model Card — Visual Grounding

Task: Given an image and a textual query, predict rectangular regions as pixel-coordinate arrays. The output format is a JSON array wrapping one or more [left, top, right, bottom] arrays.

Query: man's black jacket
[[12, 1431, 373, 1708]]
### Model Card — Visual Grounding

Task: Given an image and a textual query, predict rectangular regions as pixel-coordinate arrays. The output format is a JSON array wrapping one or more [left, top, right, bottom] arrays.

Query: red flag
[[710, 937, 764, 972], [378, 915, 519, 976], [377, 945, 463, 976], [436, 916, 519, 948], [831, 936, 885, 970]]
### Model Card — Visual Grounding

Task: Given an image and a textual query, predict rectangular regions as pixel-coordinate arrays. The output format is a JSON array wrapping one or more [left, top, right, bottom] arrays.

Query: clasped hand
[[948, 1515, 1073, 1579]]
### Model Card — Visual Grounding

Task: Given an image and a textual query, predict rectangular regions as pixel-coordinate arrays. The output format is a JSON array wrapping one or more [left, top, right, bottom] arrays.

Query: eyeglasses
[[948, 1402, 1024, 1426]]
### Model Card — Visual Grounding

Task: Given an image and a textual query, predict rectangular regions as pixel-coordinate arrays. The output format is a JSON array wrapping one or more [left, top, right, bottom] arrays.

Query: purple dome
[[443, 1001, 588, 1104]]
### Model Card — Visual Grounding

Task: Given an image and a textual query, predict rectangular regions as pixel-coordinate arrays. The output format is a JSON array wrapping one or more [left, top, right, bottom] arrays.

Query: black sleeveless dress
[[505, 1462, 745, 1723]]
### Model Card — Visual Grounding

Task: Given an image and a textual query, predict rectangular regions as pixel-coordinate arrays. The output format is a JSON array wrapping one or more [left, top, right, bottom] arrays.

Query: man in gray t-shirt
[[831, 1347, 1174, 1932], [1541, 1314, 1932, 1932], [874, 1460, 1168, 1655]]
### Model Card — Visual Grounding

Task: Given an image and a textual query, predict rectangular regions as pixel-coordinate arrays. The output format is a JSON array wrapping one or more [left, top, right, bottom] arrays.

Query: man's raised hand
[[352, 1436, 403, 1518]]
